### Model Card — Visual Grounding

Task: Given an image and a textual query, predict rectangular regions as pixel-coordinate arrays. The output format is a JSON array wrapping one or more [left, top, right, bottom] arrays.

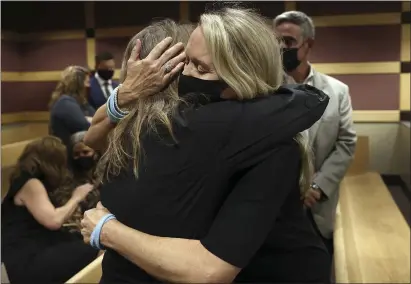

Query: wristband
[[113, 84, 129, 116], [106, 98, 123, 124], [90, 213, 117, 250], [106, 85, 130, 124]]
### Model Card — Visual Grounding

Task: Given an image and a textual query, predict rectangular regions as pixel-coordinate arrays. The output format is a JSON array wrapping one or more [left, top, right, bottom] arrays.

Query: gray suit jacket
[[307, 69, 357, 239]]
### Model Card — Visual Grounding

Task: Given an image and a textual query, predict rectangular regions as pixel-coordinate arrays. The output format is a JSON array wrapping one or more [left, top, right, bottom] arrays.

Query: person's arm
[[100, 220, 238, 283], [85, 37, 186, 150], [83, 104, 114, 151], [15, 179, 92, 230], [94, 142, 299, 283], [55, 97, 92, 133], [224, 85, 328, 170], [313, 86, 357, 198]]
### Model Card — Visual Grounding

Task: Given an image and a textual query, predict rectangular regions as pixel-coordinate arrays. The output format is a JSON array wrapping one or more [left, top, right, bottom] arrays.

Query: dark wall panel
[[1, 82, 57, 112], [2, 1, 85, 33], [22, 39, 87, 71], [189, 1, 284, 23], [311, 25, 401, 63], [96, 38, 131, 67], [334, 74, 399, 110], [296, 1, 402, 16], [1, 41, 22, 72], [95, 1, 180, 28]]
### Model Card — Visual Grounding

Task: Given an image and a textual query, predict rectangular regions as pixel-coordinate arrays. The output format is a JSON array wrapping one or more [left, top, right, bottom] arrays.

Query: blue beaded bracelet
[[113, 85, 129, 116], [106, 86, 129, 123], [90, 213, 117, 250]]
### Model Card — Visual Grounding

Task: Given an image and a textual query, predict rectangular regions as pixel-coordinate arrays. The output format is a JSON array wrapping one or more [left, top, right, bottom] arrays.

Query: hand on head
[[117, 37, 186, 108]]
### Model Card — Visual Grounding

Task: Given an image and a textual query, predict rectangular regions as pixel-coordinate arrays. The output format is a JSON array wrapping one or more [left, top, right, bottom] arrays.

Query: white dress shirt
[[95, 72, 114, 99]]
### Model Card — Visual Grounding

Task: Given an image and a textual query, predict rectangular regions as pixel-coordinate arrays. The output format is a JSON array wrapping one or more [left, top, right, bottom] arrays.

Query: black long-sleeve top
[[99, 84, 331, 283]]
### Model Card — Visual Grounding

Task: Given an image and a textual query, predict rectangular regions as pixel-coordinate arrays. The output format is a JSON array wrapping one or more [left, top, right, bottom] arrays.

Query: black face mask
[[97, 69, 114, 81], [282, 47, 301, 72], [72, 156, 95, 172], [178, 74, 228, 102]]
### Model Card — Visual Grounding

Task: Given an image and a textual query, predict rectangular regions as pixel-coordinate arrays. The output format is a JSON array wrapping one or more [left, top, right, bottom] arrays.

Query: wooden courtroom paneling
[[1, 82, 57, 113], [1, 40, 22, 71], [95, 37, 131, 66], [1, 1, 86, 33], [22, 39, 87, 72], [0, 1, 407, 119], [1, 122, 49, 145], [296, 1, 402, 16], [332, 74, 400, 110], [311, 25, 401, 63], [346, 136, 369, 176], [1, 140, 34, 169], [94, 1, 180, 28]]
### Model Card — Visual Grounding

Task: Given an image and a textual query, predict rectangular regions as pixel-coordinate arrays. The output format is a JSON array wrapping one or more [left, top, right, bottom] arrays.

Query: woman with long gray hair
[[81, 8, 330, 284]]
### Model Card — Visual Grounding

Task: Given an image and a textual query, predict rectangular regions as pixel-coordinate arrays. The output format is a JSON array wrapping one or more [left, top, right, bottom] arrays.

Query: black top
[[1, 171, 77, 267], [49, 95, 96, 147], [100, 85, 331, 283]]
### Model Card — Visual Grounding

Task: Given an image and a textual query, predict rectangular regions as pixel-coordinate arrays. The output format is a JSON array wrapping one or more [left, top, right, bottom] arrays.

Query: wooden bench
[[334, 136, 411, 283], [1, 122, 48, 145], [66, 254, 104, 283], [2, 263, 10, 284]]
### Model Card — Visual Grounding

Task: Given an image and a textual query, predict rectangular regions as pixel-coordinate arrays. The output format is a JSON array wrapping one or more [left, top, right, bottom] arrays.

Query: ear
[[306, 38, 315, 49]]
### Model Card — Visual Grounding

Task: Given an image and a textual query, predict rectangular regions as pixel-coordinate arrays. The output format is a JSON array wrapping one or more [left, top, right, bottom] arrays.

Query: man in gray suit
[[274, 11, 357, 256]]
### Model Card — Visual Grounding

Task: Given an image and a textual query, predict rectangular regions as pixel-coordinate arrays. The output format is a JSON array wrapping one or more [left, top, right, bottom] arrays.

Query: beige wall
[[355, 122, 410, 183]]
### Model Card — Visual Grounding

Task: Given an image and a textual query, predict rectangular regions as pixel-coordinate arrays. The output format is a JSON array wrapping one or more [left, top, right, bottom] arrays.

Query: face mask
[[97, 69, 114, 81], [72, 156, 95, 172], [178, 74, 228, 102], [282, 47, 301, 72]]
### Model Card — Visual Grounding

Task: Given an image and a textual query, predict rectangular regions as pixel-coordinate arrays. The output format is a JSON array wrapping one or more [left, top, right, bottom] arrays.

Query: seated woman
[[49, 66, 95, 149], [60, 131, 100, 234], [70, 131, 99, 185], [1, 136, 99, 283], [81, 12, 330, 284]]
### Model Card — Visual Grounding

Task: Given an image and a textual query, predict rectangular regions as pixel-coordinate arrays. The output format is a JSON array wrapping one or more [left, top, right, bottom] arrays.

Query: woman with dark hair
[[70, 131, 99, 184], [49, 66, 96, 149], [1, 136, 99, 283]]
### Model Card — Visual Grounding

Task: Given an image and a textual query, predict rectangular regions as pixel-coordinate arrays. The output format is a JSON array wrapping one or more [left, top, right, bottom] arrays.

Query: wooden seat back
[[66, 254, 104, 283]]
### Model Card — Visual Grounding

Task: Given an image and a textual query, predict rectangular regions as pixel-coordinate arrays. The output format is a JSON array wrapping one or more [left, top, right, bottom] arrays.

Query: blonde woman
[[81, 10, 330, 284], [49, 66, 95, 148]]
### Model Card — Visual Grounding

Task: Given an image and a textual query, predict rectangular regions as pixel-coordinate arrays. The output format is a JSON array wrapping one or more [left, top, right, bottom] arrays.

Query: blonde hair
[[200, 7, 313, 194], [98, 19, 193, 181], [200, 8, 283, 100], [49, 66, 89, 108]]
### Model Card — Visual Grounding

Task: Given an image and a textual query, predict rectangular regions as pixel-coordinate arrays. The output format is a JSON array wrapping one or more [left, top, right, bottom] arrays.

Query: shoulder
[[53, 95, 77, 108], [316, 71, 349, 94], [8, 171, 43, 199], [52, 95, 79, 112]]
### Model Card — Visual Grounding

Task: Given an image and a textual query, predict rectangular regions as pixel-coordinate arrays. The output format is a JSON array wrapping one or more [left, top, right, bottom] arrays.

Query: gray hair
[[273, 11, 315, 40], [70, 131, 87, 148]]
